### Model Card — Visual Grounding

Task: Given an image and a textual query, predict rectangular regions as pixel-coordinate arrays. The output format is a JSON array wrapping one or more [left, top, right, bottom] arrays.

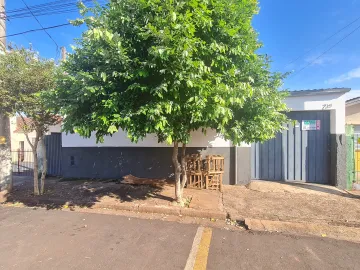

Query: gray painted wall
[[61, 146, 243, 185], [236, 147, 251, 185], [330, 134, 347, 188]]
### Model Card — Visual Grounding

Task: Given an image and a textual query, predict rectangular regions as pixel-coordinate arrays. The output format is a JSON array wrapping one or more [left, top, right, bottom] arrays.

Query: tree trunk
[[172, 142, 183, 205], [39, 137, 47, 195], [180, 143, 187, 192], [33, 150, 39, 195], [24, 129, 39, 196]]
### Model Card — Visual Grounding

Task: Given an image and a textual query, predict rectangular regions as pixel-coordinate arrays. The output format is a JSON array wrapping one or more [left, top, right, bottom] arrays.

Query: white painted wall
[[62, 129, 232, 148], [285, 92, 346, 134]]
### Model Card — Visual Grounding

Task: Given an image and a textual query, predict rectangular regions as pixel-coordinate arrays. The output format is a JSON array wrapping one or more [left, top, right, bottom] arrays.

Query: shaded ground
[[1, 206, 360, 270], [224, 181, 360, 226], [7, 176, 222, 213]]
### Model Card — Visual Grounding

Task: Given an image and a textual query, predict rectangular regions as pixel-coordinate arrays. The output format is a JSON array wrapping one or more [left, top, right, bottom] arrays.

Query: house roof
[[346, 96, 360, 106], [289, 88, 351, 97], [13, 117, 33, 133], [13, 115, 62, 133]]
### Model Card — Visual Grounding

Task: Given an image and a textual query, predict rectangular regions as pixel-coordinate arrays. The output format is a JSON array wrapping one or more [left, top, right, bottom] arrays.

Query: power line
[[0, 23, 71, 38], [20, 0, 60, 50], [6, 15, 33, 48], [284, 15, 360, 70], [1, 0, 106, 20], [6, 0, 93, 14], [290, 24, 360, 77]]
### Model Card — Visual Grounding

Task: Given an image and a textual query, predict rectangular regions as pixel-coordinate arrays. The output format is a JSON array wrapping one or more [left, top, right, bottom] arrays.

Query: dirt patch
[[223, 183, 360, 226], [6, 176, 223, 214], [7, 177, 167, 207]]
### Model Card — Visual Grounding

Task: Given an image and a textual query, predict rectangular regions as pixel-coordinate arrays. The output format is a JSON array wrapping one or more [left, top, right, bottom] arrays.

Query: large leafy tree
[[53, 0, 288, 204], [0, 47, 59, 195]]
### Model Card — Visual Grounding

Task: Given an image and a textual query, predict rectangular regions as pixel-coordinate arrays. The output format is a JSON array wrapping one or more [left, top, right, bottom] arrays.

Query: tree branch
[[19, 114, 35, 151]]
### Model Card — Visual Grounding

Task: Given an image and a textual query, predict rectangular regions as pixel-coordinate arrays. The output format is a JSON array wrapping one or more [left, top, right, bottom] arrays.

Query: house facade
[[252, 88, 348, 188], [346, 97, 360, 130], [60, 88, 349, 188], [10, 116, 62, 176], [10, 116, 62, 152]]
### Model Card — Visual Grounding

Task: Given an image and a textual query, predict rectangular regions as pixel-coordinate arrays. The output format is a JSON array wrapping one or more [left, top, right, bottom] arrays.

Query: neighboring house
[[10, 116, 62, 151], [10, 116, 63, 176], [345, 97, 360, 183], [60, 88, 349, 189], [346, 97, 360, 131]]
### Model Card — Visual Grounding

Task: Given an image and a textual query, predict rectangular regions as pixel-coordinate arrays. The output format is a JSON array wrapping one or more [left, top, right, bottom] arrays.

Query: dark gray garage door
[[251, 111, 331, 184], [45, 133, 62, 176]]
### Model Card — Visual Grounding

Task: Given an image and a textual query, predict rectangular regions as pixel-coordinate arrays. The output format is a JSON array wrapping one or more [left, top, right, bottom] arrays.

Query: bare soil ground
[[223, 181, 360, 226], [7, 176, 222, 213]]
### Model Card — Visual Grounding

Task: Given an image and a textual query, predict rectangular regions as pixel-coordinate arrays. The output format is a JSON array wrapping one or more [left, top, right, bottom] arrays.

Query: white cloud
[[326, 67, 360, 84]]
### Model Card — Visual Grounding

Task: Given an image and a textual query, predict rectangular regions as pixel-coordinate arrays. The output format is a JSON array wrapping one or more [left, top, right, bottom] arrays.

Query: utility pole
[[61, 46, 66, 61], [0, 0, 13, 195]]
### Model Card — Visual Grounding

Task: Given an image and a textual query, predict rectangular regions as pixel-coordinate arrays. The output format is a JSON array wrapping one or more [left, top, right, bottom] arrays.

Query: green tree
[[53, 0, 288, 204], [0, 47, 59, 195]]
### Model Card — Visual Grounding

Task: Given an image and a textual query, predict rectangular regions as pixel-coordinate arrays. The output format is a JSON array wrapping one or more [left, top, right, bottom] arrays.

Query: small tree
[[0, 47, 59, 195], [53, 0, 288, 204]]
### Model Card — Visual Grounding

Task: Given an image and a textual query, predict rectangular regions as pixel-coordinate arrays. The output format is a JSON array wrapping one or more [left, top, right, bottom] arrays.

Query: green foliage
[[0, 46, 59, 136], [53, 0, 288, 145]]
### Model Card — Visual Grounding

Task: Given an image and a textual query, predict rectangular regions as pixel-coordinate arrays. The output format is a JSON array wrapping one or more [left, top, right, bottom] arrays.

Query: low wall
[[61, 146, 251, 185]]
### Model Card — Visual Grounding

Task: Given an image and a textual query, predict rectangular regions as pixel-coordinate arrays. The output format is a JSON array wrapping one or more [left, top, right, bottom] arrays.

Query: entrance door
[[251, 111, 331, 184]]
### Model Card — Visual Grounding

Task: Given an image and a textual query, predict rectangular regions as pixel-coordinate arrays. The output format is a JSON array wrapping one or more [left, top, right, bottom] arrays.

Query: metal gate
[[11, 150, 34, 176], [45, 133, 62, 176], [251, 111, 331, 184], [11, 133, 62, 177]]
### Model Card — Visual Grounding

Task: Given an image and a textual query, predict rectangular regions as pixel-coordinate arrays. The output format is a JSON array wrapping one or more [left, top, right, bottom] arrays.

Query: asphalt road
[[0, 206, 360, 270]]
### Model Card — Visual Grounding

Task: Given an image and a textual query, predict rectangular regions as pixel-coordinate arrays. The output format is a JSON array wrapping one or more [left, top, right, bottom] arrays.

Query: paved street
[[0, 207, 360, 270]]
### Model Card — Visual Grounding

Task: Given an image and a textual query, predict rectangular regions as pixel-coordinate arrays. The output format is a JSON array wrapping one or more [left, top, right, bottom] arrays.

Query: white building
[[60, 88, 349, 188]]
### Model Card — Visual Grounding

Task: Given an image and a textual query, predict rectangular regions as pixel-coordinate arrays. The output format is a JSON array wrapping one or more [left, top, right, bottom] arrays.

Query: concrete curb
[[4, 197, 227, 220]]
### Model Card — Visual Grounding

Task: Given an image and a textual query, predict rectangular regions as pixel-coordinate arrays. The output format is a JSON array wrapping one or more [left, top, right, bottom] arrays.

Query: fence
[[353, 133, 360, 184], [345, 125, 360, 189], [11, 150, 34, 176]]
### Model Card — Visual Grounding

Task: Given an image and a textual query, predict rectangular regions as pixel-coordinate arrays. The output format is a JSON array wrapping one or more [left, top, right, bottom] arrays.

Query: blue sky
[[6, 0, 360, 99]]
